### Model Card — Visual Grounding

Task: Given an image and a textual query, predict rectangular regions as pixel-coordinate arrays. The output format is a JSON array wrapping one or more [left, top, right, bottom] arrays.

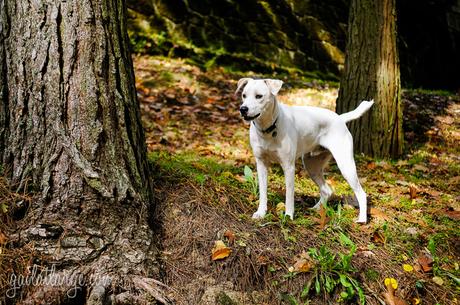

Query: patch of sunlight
[[278, 88, 338, 110]]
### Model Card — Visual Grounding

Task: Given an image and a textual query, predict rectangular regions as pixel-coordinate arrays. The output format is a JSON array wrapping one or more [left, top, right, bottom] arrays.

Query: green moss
[[365, 268, 379, 281], [320, 41, 345, 65]]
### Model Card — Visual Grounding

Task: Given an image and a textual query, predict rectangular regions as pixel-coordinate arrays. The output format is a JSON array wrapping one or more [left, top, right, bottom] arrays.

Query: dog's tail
[[339, 100, 374, 123]]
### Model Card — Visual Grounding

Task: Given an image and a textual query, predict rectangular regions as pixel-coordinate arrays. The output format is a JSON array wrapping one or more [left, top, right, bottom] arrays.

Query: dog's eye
[[242, 94, 246, 99], [256, 94, 263, 99]]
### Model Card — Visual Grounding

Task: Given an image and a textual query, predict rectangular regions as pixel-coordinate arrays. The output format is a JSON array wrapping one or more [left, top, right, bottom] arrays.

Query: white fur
[[237, 78, 374, 223]]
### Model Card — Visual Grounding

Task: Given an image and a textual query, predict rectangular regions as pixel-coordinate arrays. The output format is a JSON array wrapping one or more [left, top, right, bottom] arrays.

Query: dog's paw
[[356, 215, 368, 224], [285, 212, 294, 220], [252, 210, 266, 219]]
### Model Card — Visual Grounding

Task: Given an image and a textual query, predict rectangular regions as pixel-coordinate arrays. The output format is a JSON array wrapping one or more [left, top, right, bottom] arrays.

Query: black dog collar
[[254, 117, 278, 137]]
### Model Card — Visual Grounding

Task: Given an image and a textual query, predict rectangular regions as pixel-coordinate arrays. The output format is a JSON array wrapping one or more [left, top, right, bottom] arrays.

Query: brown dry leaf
[[257, 255, 269, 265], [448, 176, 460, 185], [418, 254, 434, 273], [224, 230, 236, 244], [318, 205, 330, 229], [409, 184, 417, 199], [235, 175, 246, 183], [367, 162, 377, 170], [0, 231, 7, 245], [413, 164, 429, 173], [211, 240, 231, 261], [396, 160, 409, 167], [423, 188, 442, 198], [376, 160, 393, 170], [370, 207, 390, 220], [383, 278, 409, 305], [444, 207, 460, 220], [294, 251, 313, 272], [372, 230, 386, 245], [293, 258, 313, 273]]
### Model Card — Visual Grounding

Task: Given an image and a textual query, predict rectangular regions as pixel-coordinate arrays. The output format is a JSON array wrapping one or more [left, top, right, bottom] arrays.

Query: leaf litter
[[137, 55, 460, 305]]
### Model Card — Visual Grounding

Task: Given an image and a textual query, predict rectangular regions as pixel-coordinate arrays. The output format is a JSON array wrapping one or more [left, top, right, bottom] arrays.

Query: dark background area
[[127, 0, 460, 90]]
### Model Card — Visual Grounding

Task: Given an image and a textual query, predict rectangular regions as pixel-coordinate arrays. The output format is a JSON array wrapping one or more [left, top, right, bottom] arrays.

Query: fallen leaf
[[405, 227, 418, 236], [413, 164, 429, 172], [276, 202, 285, 215], [409, 185, 417, 199], [372, 230, 386, 244], [318, 205, 330, 229], [357, 250, 376, 258], [403, 264, 414, 272], [0, 231, 7, 245], [396, 160, 409, 167], [396, 180, 411, 186], [420, 188, 442, 199], [211, 240, 231, 261], [444, 207, 460, 220], [370, 207, 390, 220], [385, 278, 398, 290], [235, 175, 246, 183], [224, 230, 235, 244], [448, 176, 460, 185], [412, 297, 421, 305], [257, 255, 269, 265], [376, 160, 393, 170], [432, 276, 444, 286], [383, 278, 408, 305], [293, 258, 313, 273], [367, 162, 377, 170], [417, 255, 434, 273]]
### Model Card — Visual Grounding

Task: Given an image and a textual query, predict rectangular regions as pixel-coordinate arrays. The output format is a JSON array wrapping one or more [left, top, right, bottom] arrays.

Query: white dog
[[236, 78, 374, 223]]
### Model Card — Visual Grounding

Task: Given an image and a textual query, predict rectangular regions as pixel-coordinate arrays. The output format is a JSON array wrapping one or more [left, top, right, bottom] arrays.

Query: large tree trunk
[[0, 0, 169, 303], [336, 0, 403, 158]]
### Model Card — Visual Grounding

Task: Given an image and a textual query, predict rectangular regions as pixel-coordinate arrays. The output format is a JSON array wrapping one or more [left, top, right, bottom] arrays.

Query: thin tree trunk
[[0, 0, 168, 303], [336, 0, 403, 158]]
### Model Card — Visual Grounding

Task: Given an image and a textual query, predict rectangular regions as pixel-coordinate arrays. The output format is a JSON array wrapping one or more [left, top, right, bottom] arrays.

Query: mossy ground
[[136, 55, 460, 304]]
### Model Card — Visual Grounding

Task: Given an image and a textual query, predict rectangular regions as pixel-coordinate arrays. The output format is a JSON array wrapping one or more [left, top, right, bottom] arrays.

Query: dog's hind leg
[[302, 151, 333, 210], [280, 160, 296, 220], [320, 129, 368, 223]]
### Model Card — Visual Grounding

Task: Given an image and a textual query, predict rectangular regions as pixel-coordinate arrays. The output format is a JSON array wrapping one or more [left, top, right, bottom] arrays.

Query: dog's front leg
[[282, 162, 296, 219], [253, 158, 268, 219]]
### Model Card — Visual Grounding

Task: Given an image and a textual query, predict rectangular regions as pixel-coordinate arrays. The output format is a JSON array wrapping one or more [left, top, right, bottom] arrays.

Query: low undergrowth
[[138, 55, 459, 305]]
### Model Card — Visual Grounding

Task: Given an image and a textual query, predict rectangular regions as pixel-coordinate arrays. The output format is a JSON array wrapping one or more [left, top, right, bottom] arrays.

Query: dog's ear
[[235, 78, 252, 95], [264, 79, 283, 96]]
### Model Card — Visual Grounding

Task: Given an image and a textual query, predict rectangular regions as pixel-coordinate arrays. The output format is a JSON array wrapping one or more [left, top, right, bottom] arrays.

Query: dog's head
[[235, 78, 283, 121]]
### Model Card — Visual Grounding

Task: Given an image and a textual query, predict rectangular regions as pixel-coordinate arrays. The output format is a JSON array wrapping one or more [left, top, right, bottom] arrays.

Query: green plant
[[244, 165, 258, 196], [302, 233, 365, 304]]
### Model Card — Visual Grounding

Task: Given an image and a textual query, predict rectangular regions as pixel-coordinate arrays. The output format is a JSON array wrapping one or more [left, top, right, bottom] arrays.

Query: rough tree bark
[[0, 0, 169, 304], [336, 0, 403, 158]]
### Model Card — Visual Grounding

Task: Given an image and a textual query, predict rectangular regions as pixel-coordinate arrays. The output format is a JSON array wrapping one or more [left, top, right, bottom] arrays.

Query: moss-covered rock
[[127, 0, 349, 77]]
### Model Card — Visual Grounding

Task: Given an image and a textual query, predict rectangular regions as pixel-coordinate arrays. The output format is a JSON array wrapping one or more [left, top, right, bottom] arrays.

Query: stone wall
[[128, 0, 349, 79], [127, 0, 460, 89]]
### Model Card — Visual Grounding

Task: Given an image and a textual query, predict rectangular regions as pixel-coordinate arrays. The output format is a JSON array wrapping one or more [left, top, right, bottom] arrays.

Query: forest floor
[[135, 55, 460, 305], [0, 55, 458, 305]]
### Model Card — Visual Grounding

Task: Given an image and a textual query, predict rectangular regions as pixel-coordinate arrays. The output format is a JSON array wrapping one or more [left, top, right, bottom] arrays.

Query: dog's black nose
[[240, 106, 248, 115]]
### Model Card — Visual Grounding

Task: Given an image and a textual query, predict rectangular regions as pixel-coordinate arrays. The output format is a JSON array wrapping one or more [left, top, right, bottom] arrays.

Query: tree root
[[16, 271, 173, 305]]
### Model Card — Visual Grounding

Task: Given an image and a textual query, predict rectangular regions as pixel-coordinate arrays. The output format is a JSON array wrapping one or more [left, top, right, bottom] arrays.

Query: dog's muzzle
[[239, 106, 259, 121], [243, 113, 260, 121], [240, 106, 260, 121]]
